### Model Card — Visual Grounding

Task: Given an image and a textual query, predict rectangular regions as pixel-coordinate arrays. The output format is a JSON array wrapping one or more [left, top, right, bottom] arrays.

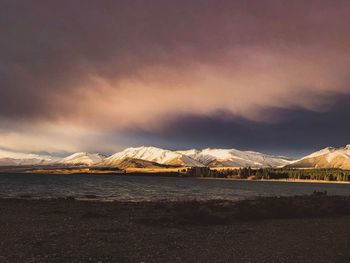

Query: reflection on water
[[0, 173, 349, 202]]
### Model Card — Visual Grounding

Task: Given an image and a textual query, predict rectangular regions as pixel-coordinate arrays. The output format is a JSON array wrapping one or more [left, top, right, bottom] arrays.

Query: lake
[[0, 173, 349, 201]]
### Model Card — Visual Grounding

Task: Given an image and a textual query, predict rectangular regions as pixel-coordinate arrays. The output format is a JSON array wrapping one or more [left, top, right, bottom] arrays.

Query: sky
[[1, 0, 350, 158]]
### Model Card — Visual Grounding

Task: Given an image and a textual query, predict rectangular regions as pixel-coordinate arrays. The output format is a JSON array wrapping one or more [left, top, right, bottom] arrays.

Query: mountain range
[[1, 145, 350, 170]]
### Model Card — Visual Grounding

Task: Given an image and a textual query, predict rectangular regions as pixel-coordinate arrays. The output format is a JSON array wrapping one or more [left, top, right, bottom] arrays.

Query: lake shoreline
[[199, 177, 350, 184], [1, 195, 350, 262], [2, 169, 350, 185]]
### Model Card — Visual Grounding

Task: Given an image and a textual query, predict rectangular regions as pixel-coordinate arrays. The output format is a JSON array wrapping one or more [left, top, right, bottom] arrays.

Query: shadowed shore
[[1, 196, 350, 262]]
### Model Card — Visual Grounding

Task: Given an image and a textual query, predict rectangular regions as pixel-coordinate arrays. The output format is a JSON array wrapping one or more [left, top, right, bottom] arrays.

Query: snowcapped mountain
[[58, 152, 105, 166], [5, 145, 350, 170], [100, 146, 203, 167], [100, 146, 291, 168], [288, 145, 350, 169], [178, 148, 292, 168], [0, 149, 55, 166]]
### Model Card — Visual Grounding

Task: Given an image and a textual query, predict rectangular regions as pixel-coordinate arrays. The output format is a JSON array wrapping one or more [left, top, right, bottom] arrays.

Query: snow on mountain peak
[[298, 147, 335, 160], [105, 146, 203, 167], [288, 144, 350, 169], [0, 149, 55, 166], [0, 149, 50, 160], [201, 148, 237, 160], [177, 148, 291, 168], [109, 146, 179, 162], [59, 152, 105, 166], [177, 149, 199, 156]]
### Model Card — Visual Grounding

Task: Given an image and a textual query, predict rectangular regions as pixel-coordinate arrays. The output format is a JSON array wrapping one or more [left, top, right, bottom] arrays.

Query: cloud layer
[[1, 0, 350, 153]]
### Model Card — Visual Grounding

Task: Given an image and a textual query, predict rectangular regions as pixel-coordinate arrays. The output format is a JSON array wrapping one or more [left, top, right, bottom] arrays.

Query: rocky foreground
[[1, 196, 350, 262]]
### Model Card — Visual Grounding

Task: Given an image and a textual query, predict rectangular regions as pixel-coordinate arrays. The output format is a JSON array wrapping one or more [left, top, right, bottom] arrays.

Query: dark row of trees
[[193, 167, 350, 181]]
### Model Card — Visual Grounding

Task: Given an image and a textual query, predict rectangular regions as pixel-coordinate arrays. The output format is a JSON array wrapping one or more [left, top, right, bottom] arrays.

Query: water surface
[[0, 173, 349, 201]]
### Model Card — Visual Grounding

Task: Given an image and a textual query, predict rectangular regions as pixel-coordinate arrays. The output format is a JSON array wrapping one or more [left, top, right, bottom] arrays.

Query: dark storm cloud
[[1, 0, 350, 120], [126, 93, 350, 157], [1, 0, 350, 153]]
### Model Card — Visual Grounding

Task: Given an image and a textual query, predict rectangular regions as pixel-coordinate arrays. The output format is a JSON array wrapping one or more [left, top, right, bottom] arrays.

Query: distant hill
[[0, 149, 55, 166], [58, 152, 105, 166], [0, 158, 19, 166]]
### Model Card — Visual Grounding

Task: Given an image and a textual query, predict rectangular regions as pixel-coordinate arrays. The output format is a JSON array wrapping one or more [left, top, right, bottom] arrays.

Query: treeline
[[208, 167, 350, 182]]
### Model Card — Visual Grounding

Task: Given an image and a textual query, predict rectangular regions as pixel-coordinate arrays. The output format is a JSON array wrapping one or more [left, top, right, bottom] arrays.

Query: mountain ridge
[[0, 149, 56, 166], [288, 145, 350, 169], [177, 148, 292, 168], [100, 146, 204, 167], [2, 145, 350, 169]]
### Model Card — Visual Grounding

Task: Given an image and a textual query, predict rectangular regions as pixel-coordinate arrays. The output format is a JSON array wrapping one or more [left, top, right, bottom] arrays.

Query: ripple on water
[[1, 173, 350, 202]]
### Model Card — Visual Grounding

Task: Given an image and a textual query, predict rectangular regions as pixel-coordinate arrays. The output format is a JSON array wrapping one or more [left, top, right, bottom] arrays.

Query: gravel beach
[[1, 197, 350, 263]]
